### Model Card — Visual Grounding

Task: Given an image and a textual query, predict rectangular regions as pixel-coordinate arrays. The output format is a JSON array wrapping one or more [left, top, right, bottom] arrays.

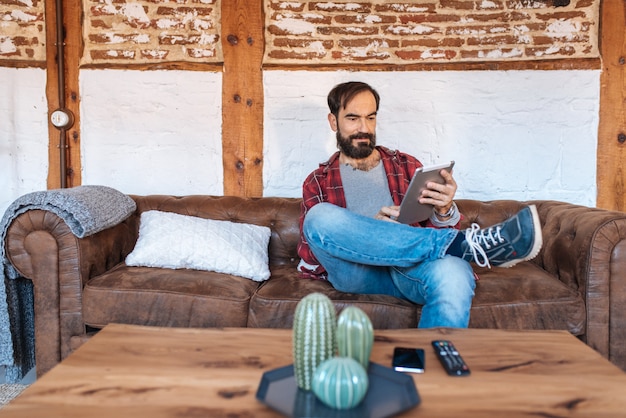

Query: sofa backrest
[[456, 199, 529, 228], [127, 196, 538, 268], [130, 195, 302, 266]]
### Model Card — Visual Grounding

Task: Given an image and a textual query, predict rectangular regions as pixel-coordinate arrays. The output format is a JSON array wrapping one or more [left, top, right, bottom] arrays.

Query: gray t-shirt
[[340, 162, 393, 218]]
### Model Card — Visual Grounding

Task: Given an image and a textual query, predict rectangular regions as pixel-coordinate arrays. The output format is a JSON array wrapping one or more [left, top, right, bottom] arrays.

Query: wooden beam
[[45, 0, 82, 190], [597, 0, 626, 210], [221, 0, 264, 197], [262, 58, 601, 72]]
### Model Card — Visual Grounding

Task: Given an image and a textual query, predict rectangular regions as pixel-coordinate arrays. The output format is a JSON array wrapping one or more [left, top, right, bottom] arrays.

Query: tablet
[[397, 161, 455, 224]]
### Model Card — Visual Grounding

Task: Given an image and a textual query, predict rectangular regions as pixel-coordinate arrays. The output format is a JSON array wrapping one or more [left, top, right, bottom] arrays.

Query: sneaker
[[461, 205, 543, 268]]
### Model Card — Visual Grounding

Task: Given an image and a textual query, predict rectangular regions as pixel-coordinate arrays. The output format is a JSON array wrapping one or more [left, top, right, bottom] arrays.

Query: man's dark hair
[[327, 82, 380, 117]]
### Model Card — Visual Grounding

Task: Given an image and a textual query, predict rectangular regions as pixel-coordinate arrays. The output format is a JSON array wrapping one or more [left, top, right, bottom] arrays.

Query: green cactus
[[292, 292, 337, 390], [312, 356, 369, 410], [336, 306, 374, 369]]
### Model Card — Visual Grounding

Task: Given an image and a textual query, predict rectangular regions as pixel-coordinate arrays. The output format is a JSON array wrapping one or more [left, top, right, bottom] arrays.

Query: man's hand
[[419, 168, 457, 217], [375, 205, 400, 223]]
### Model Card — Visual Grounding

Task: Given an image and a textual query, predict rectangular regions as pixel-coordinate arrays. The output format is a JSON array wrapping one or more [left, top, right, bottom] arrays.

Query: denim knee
[[428, 256, 476, 297], [303, 203, 344, 241]]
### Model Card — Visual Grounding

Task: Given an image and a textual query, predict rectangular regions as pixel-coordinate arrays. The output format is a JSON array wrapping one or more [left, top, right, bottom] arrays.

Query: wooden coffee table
[[1, 323, 625, 417]]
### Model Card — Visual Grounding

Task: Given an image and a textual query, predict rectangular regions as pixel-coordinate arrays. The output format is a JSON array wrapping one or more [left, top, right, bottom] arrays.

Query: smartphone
[[392, 347, 425, 373]]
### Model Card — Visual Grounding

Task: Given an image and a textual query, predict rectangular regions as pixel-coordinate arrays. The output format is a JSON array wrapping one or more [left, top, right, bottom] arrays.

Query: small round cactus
[[336, 306, 374, 369], [311, 356, 369, 410], [292, 292, 337, 390]]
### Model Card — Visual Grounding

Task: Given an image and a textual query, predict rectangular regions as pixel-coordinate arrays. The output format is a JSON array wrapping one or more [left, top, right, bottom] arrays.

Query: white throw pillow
[[125, 210, 272, 282]]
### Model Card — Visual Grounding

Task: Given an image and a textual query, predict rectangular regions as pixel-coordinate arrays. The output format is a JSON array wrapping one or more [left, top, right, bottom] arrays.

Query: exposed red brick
[[374, 3, 437, 13], [514, 22, 549, 31], [1, 0, 594, 67], [334, 14, 396, 25], [403, 37, 464, 47], [153, 18, 186, 30], [140, 49, 169, 59], [90, 19, 113, 29], [268, 1, 305, 12], [467, 34, 516, 45], [446, 25, 510, 36], [190, 18, 215, 31], [462, 11, 530, 23], [271, 11, 331, 24], [90, 5, 117, 17], [159, 33, 217, 45], [525, 45, 576, 56], [90, 49, 136, 60], [88, 33, 136, 44], [535, 11, 586, 21], [3, 11, 43, 23], [274, 38, 334, 49], [533, 33, 589, 44], [504, 0, 548, 9], [575, 0, 594, 8], [399, 13, 463, 24], [331, 50, 390, 61], [317, 25, 379, 36], [440, 0, 479, 11], [310, 2, 371, 13], [0, 0, 40, 6], [338, 38, 400, 48], [383, 24, 441, 36], [156, 7, 214, 16], [268, 49, 326, 60], [304, 14, 333, 24], [10, 36, 38, 46], [396, 49, 457, 60], [0, 48, 20, 57], [477, 0, 505, 10], [186, 47, 218, 58]]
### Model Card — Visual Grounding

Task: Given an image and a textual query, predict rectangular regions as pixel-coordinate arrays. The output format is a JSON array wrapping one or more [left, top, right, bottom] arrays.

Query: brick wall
[[0, 0, 46, 62], [0, 0, 600, 67], [265, 0, 599, 64], [81, 0, 222, 66]]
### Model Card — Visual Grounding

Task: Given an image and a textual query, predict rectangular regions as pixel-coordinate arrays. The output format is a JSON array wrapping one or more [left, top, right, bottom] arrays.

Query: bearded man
[[296, 81, 542, 328]]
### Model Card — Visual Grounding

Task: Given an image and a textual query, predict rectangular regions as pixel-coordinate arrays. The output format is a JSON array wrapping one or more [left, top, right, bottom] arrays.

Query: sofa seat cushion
[[469, 263, 586, 334], [83, 263, 261, 328], [248, 265, 418, 329]]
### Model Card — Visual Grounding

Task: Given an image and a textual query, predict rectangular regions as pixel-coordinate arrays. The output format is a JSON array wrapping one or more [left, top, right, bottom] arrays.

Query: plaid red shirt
[[297, 146, 460, 280]]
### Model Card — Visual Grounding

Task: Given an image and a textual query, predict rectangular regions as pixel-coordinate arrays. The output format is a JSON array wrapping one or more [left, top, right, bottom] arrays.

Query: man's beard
[[337, 131, 376, 159]]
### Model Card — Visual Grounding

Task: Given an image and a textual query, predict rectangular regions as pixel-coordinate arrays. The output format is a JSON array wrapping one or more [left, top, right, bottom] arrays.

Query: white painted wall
[[0, 67, 48, 218], [80, 69, 224, 196], [1, 68, 600, 219], [263, 70, 600, 206]]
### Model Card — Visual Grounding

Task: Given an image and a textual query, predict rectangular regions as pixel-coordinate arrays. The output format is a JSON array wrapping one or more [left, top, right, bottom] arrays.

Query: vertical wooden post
[[597, 0, 626, 210], [221, 0, 265, 197], [45, 0, 82, 189]]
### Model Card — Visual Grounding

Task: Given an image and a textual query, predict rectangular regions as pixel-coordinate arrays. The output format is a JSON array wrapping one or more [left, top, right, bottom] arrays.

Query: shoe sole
[[497, 204, 543, 268]]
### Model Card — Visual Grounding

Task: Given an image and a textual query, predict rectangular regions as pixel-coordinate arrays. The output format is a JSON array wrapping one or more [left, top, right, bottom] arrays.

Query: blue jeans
[[303, 203, 476, 328]]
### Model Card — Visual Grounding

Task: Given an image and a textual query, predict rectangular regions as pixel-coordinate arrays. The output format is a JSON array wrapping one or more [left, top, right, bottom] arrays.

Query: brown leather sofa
[[5, 195, 626, 376]]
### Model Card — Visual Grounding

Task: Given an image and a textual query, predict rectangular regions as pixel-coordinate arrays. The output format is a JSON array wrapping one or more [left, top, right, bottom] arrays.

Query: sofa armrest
[[5, 209, 138, 375], [529, 200, 626, 369], [457, 199, 626, 369]]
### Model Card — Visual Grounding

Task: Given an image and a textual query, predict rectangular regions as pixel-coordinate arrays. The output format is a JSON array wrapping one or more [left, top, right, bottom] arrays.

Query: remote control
[[431, 340, 470, 376]]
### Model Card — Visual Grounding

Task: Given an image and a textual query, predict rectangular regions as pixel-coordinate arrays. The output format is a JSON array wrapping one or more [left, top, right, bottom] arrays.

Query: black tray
[[256, 362, 420, 418]]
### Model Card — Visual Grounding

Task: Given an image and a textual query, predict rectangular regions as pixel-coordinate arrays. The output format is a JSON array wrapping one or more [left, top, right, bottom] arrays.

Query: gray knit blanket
[[0, 185, 136, 382]]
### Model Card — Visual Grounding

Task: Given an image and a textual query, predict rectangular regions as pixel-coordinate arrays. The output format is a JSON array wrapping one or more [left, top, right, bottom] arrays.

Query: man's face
[[329, 91, 377, 159]]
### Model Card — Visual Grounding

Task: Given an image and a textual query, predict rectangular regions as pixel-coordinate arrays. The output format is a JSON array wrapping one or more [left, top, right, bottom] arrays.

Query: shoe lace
[[465, 223, 505, 268]]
